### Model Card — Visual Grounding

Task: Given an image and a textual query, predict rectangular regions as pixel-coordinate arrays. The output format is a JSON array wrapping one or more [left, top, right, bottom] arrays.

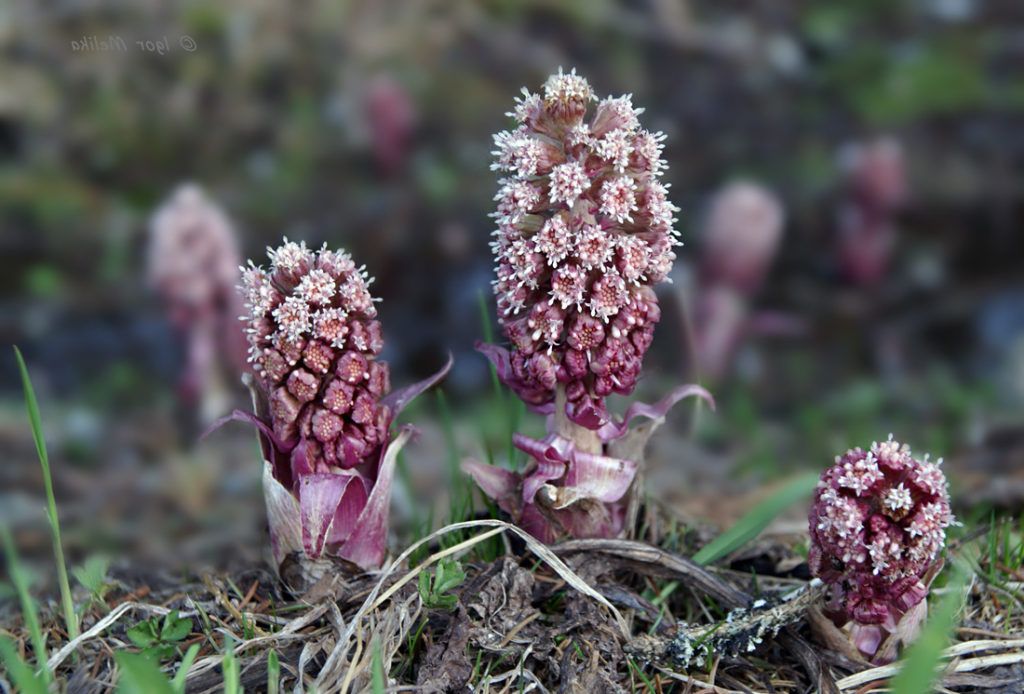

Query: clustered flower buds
[[487, 68, 679, 429], [466, 70, 712, 543], [231, 239, 448, 574], [809, 436, 954, 660], [241, 239, 390, 471], [148, 184, 246, 422]]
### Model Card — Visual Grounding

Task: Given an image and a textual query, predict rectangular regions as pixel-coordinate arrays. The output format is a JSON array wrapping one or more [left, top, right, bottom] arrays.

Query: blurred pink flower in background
[[836, 137, 907, 287], [700, 181, 785, 295], [808, 436, 954, 662], [366, 74, 416, 176], [147, 184, 247, 424], [691, 181, 789, 382]]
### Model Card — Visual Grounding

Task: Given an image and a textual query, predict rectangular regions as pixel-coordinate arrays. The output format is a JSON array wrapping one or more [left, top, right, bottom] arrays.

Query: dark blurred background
[[2, 0, 1024, 576]]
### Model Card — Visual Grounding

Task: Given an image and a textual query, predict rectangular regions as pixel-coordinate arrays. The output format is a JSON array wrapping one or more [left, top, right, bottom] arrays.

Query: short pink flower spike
[[809, 435, 955, 662], [219, 239, 449, 574]]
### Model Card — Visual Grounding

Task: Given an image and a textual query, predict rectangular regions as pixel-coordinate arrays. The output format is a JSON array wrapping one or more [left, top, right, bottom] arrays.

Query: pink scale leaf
[[262, 461, 303, 569], [461, 459, 521, 516], [562, 450, 637, 504], [338, 426, 414, 569], [597, 383, 714, 442], [299, 472, 359, 558], [381, 353, 454, 419]]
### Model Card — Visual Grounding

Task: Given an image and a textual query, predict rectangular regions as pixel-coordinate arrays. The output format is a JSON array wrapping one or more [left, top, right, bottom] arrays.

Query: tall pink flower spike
[[809, 435, 955, 663], [466, 68, 712, 542], [210, 239, 450, 580]]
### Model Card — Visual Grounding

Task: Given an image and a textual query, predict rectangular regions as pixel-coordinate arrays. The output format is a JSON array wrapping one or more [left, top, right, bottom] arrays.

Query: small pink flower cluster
[[488, 68, 679, 428], [241, 239, 390, 470], [231, 239, 449, 572], [809, 436, 954, 660]]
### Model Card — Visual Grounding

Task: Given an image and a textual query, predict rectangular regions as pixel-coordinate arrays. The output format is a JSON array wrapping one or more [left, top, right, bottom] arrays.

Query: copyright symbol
[[180, 35, 196, 52]]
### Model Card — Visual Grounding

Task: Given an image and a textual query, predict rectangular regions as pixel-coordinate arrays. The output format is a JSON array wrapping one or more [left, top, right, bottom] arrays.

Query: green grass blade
[[888, 564, 969, 694], [13, 346, 79, 642], [222, 644, 241, 694], [170, 643, 200, 694], [0, 636, 48, 694], [1, 526, 50, 684], [693, 471, 819, 566], [371, 639, 386, 694], [266, 649, 280, 694], [115, 652, 175, 694]]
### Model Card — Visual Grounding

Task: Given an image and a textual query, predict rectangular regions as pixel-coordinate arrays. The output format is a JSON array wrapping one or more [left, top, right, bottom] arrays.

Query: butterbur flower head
[[808, 436, 954, 661], [231, 239, 449, 575], [488, 68, 679, 429]]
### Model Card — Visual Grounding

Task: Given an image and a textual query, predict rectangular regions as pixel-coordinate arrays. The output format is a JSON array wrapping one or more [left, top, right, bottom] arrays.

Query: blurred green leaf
[[0, 636, 48, 694], [72, 555, 111, 602], [160, 611, 193, 643], [127, 620, 159, 648], [115, 651, 175, 694]]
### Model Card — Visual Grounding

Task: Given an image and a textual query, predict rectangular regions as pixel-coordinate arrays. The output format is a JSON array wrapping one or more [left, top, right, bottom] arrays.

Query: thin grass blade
[[170, 643, 200, 694], [266, 649, 280, 694], [692, 471, 819, 566], [371, 639, 386, 693], [13, 346, 79, 641], [1, 525, 49, 684]]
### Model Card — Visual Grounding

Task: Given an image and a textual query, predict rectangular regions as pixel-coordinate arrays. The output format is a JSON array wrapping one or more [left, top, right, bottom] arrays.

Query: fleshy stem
[[14, 347, 79, 643], [554, 385, 601, 455]]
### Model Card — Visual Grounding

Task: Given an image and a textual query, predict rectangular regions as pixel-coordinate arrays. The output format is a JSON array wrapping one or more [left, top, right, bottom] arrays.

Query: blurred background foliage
[[1, 0, 1023, 571]]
